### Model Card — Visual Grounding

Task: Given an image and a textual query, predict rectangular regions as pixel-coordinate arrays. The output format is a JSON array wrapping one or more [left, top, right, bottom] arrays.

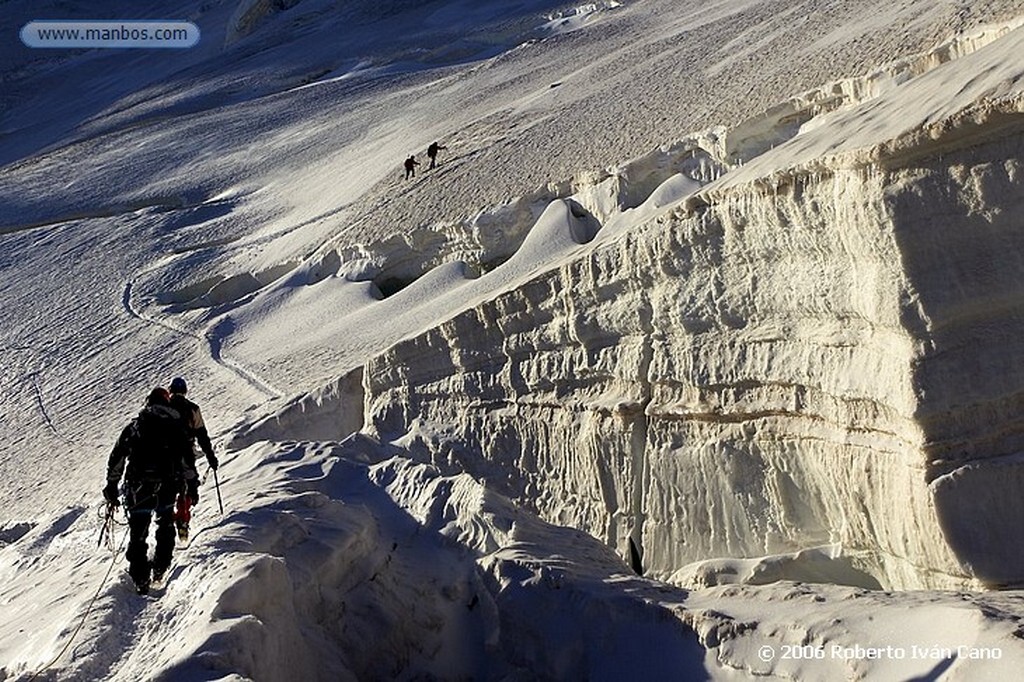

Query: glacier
[[335, 22, 1024, 591], [3, 0, 1024, 679]]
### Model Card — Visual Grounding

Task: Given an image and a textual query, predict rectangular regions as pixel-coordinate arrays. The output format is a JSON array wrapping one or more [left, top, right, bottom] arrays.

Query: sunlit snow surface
[[3, 0, 1024, 679]]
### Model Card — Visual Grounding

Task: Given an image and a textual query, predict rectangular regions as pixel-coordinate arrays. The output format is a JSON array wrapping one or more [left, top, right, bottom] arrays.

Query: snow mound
[[671, 545, 883, 590]]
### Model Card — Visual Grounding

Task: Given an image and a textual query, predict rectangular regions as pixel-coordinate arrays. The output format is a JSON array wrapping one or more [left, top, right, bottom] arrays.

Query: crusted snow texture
[[363, 53, 1024, 589]]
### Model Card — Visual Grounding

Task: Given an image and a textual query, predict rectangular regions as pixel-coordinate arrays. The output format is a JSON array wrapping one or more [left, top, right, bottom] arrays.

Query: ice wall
[[360, 35, 1024, 589], [890, 131, 1024, 587], [362, 167, 933, 588]]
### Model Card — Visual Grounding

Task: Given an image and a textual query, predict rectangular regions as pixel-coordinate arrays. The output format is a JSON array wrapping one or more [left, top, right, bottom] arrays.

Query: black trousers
[[124, 479, 177, 583]]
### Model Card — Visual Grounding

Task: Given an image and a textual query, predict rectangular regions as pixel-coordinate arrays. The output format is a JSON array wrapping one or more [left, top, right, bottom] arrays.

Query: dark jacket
[[170, 393, 216, 474]]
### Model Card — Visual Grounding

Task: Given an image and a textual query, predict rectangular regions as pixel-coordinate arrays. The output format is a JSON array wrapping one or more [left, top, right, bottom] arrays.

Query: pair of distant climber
[[102, 377, 219, 594], [403, 141, 447, 179]]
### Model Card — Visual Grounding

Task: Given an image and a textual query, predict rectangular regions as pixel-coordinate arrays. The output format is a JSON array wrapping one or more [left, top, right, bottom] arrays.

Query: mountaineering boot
[[152, 565, 167, 585], [129, 560, 151, 596], [177, 522, 189, 543]]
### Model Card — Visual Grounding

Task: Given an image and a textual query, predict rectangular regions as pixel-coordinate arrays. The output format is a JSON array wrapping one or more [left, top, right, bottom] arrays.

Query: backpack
[[125, 405, 187, 483]]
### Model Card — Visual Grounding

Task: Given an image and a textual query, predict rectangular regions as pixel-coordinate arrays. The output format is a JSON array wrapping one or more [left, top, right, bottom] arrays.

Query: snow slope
[[3, 0, 1024, 679]]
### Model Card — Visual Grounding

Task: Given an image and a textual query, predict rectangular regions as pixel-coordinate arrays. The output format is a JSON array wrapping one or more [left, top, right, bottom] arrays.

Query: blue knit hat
[[170, 377, 188, 394]]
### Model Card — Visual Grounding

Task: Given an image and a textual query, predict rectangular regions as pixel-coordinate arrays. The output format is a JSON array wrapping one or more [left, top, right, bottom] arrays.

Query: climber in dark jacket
[[168, 377, 219, 543], [104, 387, 190, 594], [404, 155, 420, 179], [427, 141, 446, 169]]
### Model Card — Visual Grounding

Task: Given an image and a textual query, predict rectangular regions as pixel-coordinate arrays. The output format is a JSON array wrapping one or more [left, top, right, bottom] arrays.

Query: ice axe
[[212, 467, 224, 515]]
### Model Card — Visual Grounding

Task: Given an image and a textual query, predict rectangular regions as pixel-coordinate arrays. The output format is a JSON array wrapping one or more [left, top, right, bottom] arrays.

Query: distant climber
[[103, 387, 190, 594], [168, 377, 219, 543], [427, 141, 447, 169], [404, 155, 420, 179]]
